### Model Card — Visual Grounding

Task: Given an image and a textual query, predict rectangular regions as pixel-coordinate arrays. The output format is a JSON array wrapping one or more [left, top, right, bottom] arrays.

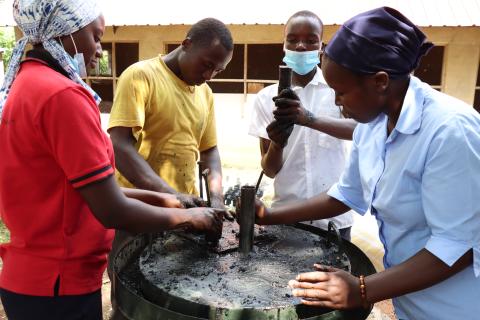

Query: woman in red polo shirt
[[0, 1, 223, 319]]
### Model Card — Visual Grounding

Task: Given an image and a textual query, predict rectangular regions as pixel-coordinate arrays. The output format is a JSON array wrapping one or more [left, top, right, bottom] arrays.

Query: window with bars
[[413, 45, 445, 91], [167, 43, 445, 95], [166, 43, 284, 95], [86, 42, 139, 112]]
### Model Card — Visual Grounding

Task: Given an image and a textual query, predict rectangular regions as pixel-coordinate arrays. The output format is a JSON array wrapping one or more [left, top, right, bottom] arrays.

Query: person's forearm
[[114, 196, 192, 233], [115, 144, 177, 194], [122, 187, 157, 202], [207, 171, 223, 207], [80, 178, 190, 233], [305, 116, 356, 140], [200, 146, 224, 207], [261, 193, 350, 225], [365, 249, 473, 304], [261, 140, 284, 178]]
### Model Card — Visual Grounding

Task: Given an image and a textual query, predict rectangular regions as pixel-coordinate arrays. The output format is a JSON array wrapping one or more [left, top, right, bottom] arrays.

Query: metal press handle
[[326, 221, 344, 253]]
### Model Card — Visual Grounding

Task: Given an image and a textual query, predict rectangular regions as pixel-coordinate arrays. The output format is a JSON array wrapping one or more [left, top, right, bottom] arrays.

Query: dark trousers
[[0, 288, 102, 320]]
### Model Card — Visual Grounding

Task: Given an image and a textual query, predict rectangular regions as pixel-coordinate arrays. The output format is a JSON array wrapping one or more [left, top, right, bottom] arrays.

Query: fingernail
[[314, 264, 324, 270]]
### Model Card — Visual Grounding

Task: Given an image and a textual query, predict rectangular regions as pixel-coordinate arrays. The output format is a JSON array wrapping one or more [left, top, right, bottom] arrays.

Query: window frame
[[474, 56, 480, 111], [164, 43, 447, 95], [413, 44, 446, 91], [85, 41, 139, 104], [164, 42, 279, 96]]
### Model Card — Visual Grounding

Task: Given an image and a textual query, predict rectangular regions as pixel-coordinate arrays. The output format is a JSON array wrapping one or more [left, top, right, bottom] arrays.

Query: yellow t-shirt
[[108, 55, 217, 194]]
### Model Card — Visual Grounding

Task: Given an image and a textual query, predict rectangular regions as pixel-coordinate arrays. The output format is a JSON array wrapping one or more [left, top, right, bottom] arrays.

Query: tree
[[0, 27, 15, 71]]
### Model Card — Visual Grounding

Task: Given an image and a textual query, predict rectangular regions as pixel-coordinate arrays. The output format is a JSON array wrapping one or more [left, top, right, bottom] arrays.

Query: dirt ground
[[101, 272, 113, 319]]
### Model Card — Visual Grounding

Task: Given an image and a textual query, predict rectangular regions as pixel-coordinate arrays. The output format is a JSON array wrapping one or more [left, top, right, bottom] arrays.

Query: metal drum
[[112, 222, 376, 320]]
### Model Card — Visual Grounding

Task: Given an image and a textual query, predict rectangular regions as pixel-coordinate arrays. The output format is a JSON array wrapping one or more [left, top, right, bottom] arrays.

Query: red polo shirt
[[0, 59, 115, 296]]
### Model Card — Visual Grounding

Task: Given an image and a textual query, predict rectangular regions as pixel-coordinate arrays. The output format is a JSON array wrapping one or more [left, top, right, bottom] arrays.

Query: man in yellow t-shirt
[[106, 20, 233, 283], [108, 18, 233, 211]]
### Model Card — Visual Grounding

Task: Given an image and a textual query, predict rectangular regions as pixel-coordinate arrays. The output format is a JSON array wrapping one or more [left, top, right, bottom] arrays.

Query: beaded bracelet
[[359, 275, 369, 309]]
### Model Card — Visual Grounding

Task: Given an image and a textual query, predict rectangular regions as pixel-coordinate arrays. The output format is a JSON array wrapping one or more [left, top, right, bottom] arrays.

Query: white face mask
[[68, 34, 88, 78]]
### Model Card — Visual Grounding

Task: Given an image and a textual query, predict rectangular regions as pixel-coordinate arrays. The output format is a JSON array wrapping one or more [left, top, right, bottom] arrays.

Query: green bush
[[0, 27, 15, 71], [0, 221, 9, 243]]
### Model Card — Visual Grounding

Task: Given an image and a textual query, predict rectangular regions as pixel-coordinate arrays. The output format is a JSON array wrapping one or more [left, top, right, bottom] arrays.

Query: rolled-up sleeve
[[327, 129, 368, 214], [422, 116, 480, 277]]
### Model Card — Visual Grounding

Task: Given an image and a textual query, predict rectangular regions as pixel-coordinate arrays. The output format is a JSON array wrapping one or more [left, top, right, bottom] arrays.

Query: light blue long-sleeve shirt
[[328, 76, 480, 319]]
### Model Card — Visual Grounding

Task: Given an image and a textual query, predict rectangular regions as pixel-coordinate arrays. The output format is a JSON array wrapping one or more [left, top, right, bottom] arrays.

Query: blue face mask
[[63, 34, 88, 78], [68, 54, 80, 73], [282, 48, 320, 75]]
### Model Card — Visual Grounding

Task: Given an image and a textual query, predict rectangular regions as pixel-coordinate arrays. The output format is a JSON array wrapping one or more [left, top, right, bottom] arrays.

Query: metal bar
[[254, 170, 264, 194], [201, 168, 211, 207], [243, 43, 248, 103], [207, 78, 245, 82], [201, 168, 221, 244], [85, 76, 114, 80], [278, 65, 292, 94], [112, 42, 117, 93], [207, 79, 278, 83], [197, 161, 204, 198], [239, 185, 256, 256]]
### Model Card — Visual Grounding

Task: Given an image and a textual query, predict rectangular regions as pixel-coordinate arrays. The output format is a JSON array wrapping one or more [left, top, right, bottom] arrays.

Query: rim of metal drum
[[113, 225, 376, 320], [113, 236, 205, 320]]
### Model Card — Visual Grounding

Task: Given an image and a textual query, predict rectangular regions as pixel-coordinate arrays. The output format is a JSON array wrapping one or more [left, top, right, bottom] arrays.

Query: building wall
[[101, 24, 480, 106], [427, 27, 480, 105]]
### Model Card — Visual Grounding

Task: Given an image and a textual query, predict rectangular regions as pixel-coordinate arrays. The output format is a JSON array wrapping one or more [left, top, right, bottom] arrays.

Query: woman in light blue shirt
[[253, 6, 480, 319]]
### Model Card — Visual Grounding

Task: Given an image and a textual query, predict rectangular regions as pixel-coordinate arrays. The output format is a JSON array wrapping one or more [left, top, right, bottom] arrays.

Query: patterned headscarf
[[0, 0, 102, 118]]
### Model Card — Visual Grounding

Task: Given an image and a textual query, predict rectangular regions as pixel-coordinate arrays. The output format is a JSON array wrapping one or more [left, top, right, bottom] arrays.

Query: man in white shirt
[[248, 10, 356, 239]]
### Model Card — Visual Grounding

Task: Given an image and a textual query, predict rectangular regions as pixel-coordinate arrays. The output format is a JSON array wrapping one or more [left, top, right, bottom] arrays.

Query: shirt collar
[[366, 76, 425, 134], [394, 76, 425, 135], [25, 49, 70, 79], [307, 66, 329, 87]]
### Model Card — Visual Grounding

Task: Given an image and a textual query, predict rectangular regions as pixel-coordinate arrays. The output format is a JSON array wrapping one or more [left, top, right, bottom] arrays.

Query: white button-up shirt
[[329, 76, 480, 319], [249, 67, 354, 230]]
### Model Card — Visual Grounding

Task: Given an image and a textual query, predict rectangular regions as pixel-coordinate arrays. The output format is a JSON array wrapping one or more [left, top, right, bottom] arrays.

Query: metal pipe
[[197, 161, 204, 198], [277, 65, 294, 147], [239, 185, 256, 255], [254, 170, 264, 194], [201, 168, 211, 207], [202, 168, 221, 244], [278, 65, 292, 94]]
